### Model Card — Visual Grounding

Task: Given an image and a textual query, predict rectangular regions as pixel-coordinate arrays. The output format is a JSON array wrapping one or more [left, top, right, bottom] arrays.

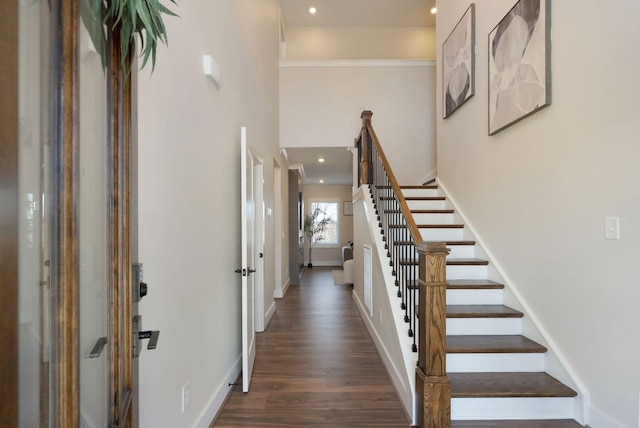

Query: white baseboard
[[305, 261, 342, 267], [419, 169, 437, 185], [275, 279, 290, 298], [265, 300, 276, 327], [193, 355, 242, 428], [587, 403, 626, 428], [352, 291, 414, 425]]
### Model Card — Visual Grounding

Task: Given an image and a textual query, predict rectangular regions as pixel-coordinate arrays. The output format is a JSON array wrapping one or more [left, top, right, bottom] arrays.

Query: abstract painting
[[488, 0, 551, 135], [443, 4, 475, 118]]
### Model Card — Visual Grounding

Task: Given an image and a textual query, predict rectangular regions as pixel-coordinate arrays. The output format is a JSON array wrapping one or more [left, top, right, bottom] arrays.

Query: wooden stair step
[[452, 420, 584, 427], [393, 240, 475, 246], [405, 196, 445, 201], [417, 224, 464, 228], [447, 258, 488, 266], [376, 184, 438, 190], [400, 185, 438, 189], [412, 209, 454, 214], [383, 209, 454, 214], [447, 305, 523, 318], [400, 258, 488, 266], [447, 279, 504, 289], [449, 372, 577, 398], [447, 335, 547, 354]]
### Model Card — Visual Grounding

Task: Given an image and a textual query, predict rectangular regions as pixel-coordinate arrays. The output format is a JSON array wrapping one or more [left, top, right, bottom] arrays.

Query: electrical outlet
[[181, 382, 191, 412], [379, 309, 383, 325]]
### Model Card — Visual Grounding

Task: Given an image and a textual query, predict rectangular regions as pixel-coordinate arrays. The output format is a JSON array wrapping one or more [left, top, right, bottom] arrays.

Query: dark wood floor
[[212, 267, 409, 427]]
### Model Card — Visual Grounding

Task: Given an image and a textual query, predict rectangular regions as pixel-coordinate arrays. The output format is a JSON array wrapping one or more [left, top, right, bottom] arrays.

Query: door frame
[[0, 0, 20, 425], [0, 0, 138, 425], [253, 159, 265, 332]]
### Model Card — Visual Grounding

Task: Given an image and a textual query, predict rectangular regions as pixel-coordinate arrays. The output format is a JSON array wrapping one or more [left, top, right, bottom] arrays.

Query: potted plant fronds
[[303, 206, 333, 268], [80, 0, 178, 72]]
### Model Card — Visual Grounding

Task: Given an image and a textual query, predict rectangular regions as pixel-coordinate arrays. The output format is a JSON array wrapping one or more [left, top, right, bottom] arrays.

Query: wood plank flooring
[[211, 267, 409, 427]]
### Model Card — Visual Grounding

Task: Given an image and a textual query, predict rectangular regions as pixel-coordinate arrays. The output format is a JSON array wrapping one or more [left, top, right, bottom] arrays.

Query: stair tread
[[405, 196, 446, 201], [411, 209, 454, 213], [447, 335, 547, 353], [447, 305, 524, 318], [447, 279, 504, 289], [449, 372, 577, 398], [400, 258, 489, 266], [452, 420, 583, 427], [432, 240, 476, 245], [393, 240, 476, 246], [400, 185, 438, 189], [447, 258, 489, 265], [417, 223, 464, 228]]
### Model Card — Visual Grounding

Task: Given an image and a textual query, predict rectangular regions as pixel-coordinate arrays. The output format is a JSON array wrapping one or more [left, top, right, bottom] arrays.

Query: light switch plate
[[605, 217, 620, 240]]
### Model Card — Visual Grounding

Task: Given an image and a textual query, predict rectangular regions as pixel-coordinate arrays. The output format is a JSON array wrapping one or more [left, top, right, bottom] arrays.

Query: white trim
[[274, 278, 290, 299], [586, 403, 626, 428], [305, 261, 342, 267], [353, 185, 418, 424], [194, 355, 242, 428], [419, 169, 437, 185], [352, 291, 414, 424], [264, 300, 277, 328], [279, 59, 435, 68], [438, 179, 589, 424]]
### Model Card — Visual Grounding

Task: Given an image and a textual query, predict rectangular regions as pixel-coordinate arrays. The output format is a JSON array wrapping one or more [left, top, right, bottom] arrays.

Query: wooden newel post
[[415, 242, 451, 428], [358, 110, 373, 186]]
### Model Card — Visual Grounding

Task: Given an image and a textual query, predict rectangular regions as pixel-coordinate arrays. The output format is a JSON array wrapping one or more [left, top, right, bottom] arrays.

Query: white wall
[[302, 184, 354, 266], [137, 1, 282, 426], [351, 187, 415, 422], [284, 26, 436, 60], [437, 1, 640, 427], [280, 62, 437, 184]]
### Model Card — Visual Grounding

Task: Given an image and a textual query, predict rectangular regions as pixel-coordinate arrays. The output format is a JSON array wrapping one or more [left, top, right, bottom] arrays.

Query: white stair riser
[[419, 228, 463, 240], [401, 188, 440, 198], [412, 213, 455, 224], [447, 289, 503, 305], [447, 353, 545, 373], [403, 265, 488, 280], [446, 245, 475, 258], [447, 265, 488, 280], [451, 397, 576, 420], [407, 200, 446, 210], [447, 318, 522, 335]]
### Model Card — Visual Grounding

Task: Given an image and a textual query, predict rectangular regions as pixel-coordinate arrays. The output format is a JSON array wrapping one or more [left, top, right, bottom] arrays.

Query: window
[[309, 201, 339, 246]]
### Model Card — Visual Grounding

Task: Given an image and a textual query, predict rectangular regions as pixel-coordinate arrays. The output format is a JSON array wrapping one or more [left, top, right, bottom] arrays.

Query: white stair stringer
[[401, 184, 586, 423], [352, 186, 419, 425]]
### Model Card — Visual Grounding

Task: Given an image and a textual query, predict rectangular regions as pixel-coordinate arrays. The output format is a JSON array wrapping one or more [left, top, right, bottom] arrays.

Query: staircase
[[399, 184, 582, 427]]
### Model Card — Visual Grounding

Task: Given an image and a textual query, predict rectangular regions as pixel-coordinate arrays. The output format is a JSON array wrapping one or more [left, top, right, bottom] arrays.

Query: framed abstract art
[[488, 0, 551, 135], [443, 4, 476, 118]]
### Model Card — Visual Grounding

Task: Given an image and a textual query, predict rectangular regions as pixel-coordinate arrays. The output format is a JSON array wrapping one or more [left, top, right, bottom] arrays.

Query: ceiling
[[278, 0, 435, 186], [279, 0, 436, 28], [283, 147, 354, 186]]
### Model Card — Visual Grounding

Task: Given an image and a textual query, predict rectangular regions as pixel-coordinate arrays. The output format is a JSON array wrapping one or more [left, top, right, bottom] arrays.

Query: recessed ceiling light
[[309, 7, 316, 14], [319, 179, 324, 183], [431, 7, 437, 14], [318, 157, 325, 163]]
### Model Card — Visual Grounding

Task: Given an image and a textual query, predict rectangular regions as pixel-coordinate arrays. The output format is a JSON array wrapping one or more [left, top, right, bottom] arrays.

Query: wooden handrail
[[355, 111, 450, 427], [360, 113, 423, 247]]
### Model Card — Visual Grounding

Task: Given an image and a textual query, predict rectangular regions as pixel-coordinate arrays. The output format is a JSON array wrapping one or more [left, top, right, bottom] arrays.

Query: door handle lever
[[89, 337, 107, 358], [133, 315, 160, 357], [138, 330, 160, 350]]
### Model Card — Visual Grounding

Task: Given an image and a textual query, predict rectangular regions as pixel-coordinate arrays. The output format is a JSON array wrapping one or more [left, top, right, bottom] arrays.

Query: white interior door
[[240, 127, 256, 392]]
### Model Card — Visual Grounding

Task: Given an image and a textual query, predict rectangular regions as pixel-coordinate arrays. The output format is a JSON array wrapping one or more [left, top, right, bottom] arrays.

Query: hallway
[[212, 267, 409, 427]]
